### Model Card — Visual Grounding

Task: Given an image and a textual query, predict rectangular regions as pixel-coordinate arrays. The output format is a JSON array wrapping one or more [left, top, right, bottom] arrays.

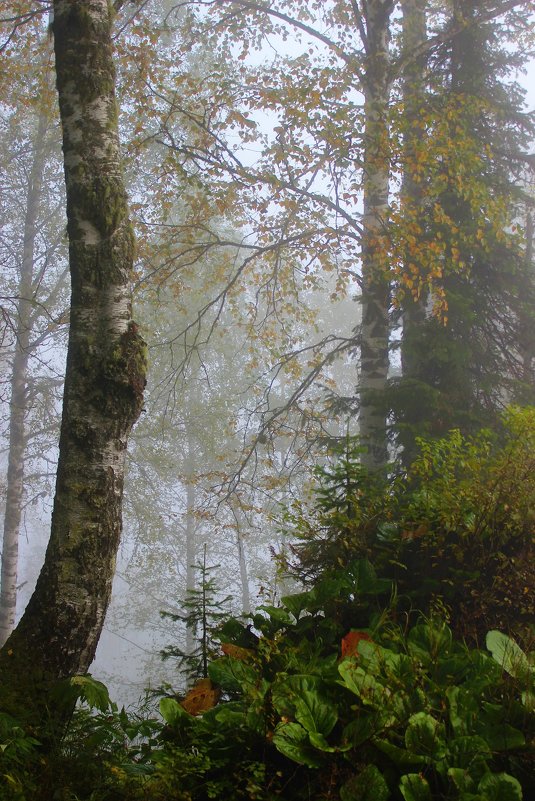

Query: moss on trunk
[[0, 0, 146, 728]]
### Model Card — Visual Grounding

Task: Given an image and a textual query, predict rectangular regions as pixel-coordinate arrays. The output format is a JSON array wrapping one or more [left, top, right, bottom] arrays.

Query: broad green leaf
[[447, 686, 479, 736], [69, 675, 111, 712], [477, 772, 522, 801], [346, 558, 389, 594], [159, 697, 191, 726], [521, 689, 534, 712], [338, 660, 391, 708], [281, 591, 314, 619], [208, 656, 258, 692], [272, 674, 337, 736], [448, 767, 475, 794], [407, 623, 452, 662], [342, 712, 386, 747], [308, 731, 336, 752], [448, 735, 491, 779], [486, 631, 531, 682], [476, 724, 524, 752], [256, 605, 293, 626], [405, 712, 446, 759], [373, 738, 428, 768], [399, 772, 433, 801], [203, 701, 246, 727], [340, 765, 389, 801], [272, 721, 322, 768]]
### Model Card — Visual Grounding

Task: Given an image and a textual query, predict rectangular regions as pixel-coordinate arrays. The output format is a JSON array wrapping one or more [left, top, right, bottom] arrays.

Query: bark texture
[[359, 0, 394, 470], [397, 0, 428, 465], [0, 0, 146, 721]]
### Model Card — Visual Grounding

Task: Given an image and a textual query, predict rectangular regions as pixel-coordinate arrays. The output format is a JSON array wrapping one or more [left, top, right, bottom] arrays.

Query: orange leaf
[[221, 643, 254, 661], [341, 630, 373, 658], [180, 678, 221, 715]]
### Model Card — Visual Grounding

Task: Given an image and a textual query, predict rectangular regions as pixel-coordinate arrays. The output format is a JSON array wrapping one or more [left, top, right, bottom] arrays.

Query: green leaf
[[256, 605, 292, 626], [447, 767, 475, 794], [338, 660, 394, 712], [272, 674, 337, 736], [407, 623, 452, 662], [340, 765, 390, 801], [203, 701, 246, 727], [405, 712, 446, 759], [476, 724, 524, 752], [399, 773, 433, 801], [477, 772, 522, 801], [521, 689, 534, 712], [69, 675, 111, 712], [448, 735, 491, 778], [308, 731, 336, 752], [208, 656, 258, 692], [272, 721, 322, 768], [342, 712, 384, 747], [281, 591, 314, 619], [486, 631, 532, 682], [159, 697, 191, 726], [373, 738, 428, 768], [447, 686, 479, 736]]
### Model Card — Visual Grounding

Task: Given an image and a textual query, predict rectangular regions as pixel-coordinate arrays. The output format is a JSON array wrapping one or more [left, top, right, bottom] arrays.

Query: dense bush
[[285, 406, 535, 644]]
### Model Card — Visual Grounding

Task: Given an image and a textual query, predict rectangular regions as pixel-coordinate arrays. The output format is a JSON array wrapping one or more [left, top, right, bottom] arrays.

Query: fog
[[1, 0, 534, 711]]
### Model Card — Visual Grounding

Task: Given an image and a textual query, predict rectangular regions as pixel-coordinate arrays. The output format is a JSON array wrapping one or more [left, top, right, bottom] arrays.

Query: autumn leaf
[[341, 630, 373, 659], [180, 678, 221, 715], [220, 642, 255, 661]]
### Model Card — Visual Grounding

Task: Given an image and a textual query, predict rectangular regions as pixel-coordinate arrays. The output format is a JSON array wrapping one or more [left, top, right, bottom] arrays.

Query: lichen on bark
[[0, 0, 147, 727]]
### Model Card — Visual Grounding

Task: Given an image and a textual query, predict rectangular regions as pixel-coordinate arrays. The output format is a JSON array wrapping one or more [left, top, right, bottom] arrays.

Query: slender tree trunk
[[359, 0, 394, 471], [400, 0, 427, 372], [520, 209, 535, 399], [185, 477, 196, 654], [231, 501, 251, 616], [0, 0, 146, 723], [0, 109, 49, 646], [398, 0, 428, 464]]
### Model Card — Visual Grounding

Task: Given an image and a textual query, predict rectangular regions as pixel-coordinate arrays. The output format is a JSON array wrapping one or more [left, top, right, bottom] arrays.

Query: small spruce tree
[[160, 544, 232, 687]]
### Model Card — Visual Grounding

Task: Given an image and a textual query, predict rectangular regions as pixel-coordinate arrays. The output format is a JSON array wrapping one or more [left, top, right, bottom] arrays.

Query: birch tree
[[0, 0, 146, 723], [0, 26, 68, 646]]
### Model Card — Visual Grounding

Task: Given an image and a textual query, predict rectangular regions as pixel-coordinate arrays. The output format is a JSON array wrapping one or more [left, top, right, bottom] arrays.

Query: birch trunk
[[0, 0, 146, 722], [359, 0, 394, 470], [0, 108, 49, 647]]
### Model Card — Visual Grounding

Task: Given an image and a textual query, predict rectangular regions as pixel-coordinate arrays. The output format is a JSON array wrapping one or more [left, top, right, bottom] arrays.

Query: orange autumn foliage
[[341, 630, 373, 659], [180, 678, 221, 715]]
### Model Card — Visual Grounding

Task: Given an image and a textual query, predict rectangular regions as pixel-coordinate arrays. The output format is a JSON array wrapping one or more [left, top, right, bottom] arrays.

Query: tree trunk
[[185, 477, 196, 655], [0, 0, 146, 724], [358, 0, 394, 471], [0, 107, 49, 647], [397, 0, 428, 465]]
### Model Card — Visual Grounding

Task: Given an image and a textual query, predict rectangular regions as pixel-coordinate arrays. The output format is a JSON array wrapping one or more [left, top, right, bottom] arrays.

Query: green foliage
[[287, 407, 535, 643], [2, 585, 533, 799], [486, 631, 535, 712], [3, 411, 534, 799], [143, 582, 533, 800], [0, 678, 161, 801], [160, 546, 233, 686]]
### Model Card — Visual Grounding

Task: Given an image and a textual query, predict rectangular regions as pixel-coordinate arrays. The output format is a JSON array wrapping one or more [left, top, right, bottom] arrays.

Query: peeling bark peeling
[[0, 0, 146, 723]]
